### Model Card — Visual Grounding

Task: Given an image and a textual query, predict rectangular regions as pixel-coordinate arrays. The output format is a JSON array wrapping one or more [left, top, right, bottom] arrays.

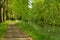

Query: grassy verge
[[0, 22, 8, 38], [15, 21, 60, 40]]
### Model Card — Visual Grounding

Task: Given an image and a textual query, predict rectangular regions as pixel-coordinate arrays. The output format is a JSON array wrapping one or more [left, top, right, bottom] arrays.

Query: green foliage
[[16, 21, 60, 40], [32, 0, 60, 24], [8, 0, 29, 20], [8, 0, 60, 40], [0, 22, 7, 38]]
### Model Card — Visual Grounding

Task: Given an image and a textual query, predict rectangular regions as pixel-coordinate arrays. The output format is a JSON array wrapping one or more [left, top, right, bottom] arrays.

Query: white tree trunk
[[1, 7, 3, 22]]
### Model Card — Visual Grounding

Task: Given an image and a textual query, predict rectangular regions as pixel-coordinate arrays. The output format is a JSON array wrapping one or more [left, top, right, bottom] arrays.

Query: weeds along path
[[2, 21, 32, 40]]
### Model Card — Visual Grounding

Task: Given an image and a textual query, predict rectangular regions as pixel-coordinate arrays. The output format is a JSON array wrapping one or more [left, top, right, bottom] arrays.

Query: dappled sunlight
[[33, 0, 44, 4], [5, 20, 20, 24], [0, 0, 60, 40]]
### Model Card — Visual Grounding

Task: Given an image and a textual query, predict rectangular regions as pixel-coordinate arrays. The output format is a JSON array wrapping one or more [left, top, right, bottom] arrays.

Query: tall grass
[[0, 22, 8, 38], [16, 21, 60, 40]]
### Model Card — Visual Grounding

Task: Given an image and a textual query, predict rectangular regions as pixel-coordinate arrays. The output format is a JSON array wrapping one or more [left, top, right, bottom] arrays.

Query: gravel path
[[2, 23, 32, 40]]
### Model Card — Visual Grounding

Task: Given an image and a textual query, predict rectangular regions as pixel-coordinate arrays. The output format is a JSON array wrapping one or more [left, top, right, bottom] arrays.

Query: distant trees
[[8, 0, 29, 21], [8, 0, 60, 25], [0, 0, 7, 23], [0, 0, 4, 23]]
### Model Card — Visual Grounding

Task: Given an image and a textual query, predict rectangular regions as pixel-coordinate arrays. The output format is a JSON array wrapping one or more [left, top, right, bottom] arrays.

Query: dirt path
[[2, 23, 32, 40]]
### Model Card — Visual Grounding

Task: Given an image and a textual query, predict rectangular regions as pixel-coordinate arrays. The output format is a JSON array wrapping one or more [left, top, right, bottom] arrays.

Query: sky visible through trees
[[0, 0, 60, 40], [28, 0, 32, 8]]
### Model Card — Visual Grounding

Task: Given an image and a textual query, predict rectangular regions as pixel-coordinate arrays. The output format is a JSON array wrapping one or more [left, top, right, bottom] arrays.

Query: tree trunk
[[0, 7, 2, 23], [1, 8, 3, 22]]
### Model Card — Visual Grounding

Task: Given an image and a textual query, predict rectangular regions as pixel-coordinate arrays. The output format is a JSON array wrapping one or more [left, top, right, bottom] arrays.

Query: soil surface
[[2, 23, 32, 40]]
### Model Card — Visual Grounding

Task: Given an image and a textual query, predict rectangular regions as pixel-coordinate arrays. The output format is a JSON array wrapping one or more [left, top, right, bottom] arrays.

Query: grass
[[0, 21, 8, 38], [15, 21, 60, 40]]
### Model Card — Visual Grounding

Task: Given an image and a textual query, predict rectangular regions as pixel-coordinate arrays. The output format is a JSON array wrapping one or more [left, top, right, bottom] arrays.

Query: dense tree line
[[0, 0, 8, 23], [0, 0, 5, 23], [3, 0, 60, 25], [32, 0, 60, 25]]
